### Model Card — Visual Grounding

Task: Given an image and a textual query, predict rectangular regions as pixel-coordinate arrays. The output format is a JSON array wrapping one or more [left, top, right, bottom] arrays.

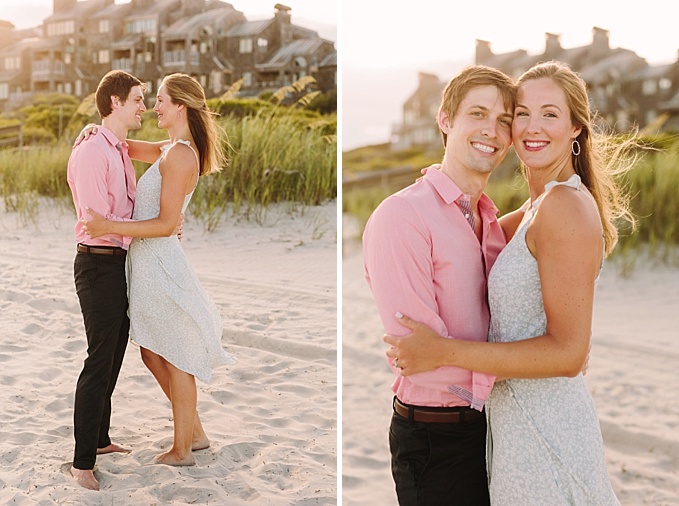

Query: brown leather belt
[[393, 397, 484, 424], [77, 244, 126, 256]]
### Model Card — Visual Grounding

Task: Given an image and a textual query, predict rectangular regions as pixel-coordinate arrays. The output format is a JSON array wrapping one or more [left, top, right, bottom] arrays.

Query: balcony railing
[[112, 58, 133, 72], [31, 60, 65, 81], [163, 50, 199, 66]]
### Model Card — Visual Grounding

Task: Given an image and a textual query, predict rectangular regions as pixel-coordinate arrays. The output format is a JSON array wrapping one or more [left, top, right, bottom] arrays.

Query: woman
[[83, 73, 236, 466], [383, 61, 639, 504]]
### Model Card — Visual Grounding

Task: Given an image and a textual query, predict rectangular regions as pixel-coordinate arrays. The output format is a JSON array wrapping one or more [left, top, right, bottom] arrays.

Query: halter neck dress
[[485, 174, 618, 505], [126, 140, 236, 382]]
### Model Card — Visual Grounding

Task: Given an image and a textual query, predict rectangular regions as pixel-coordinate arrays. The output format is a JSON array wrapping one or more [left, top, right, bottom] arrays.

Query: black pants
[[389, 402, 490, 506], [72, 251, 129, 470]]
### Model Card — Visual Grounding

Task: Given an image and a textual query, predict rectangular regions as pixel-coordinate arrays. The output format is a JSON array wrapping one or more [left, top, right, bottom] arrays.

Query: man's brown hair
[[95, 70, 145, 118]]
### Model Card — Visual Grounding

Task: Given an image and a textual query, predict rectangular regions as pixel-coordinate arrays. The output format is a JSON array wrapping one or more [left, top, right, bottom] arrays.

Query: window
[[126, 18, 156, 35], [4, 56, 20, 71], [211, 70, 222, 93], [98, 50, 110, 64], [0, 83, 8, 100], [75, 80, 82, 96], [65, 82, 72, 94], [99, 20, 110, 33], [659, 78, 672, 90], [642, 79, 657, 96], [239, 38, 253, 53], [47, 20, 75, 36], [257, 38, 268, 50], [243, 72, 252, 87]]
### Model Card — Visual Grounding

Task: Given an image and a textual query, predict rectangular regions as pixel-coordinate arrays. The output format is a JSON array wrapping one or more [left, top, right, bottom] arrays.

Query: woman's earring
[[571, 139, 581, 156]]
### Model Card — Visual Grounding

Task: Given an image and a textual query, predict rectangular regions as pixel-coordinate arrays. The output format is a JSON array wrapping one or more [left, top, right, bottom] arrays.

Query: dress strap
[[173, 139, 201, 174]]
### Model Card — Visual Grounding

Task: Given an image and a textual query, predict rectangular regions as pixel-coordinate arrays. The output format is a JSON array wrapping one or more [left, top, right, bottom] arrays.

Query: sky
[[341, 0, 679, 151], [2, 0, 337, 41]]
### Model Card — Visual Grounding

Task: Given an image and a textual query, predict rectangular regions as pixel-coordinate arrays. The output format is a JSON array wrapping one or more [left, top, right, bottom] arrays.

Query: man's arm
[[363, 195, 494, 403]]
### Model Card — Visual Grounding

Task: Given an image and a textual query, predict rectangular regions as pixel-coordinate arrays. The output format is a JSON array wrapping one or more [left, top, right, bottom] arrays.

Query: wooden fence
[[0, 124, 23, 148], [342, 165, 421, 193]]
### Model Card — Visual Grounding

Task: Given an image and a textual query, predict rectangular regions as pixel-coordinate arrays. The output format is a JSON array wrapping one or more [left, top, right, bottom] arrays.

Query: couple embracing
[[67, 70, 236, 490], [364, 62, 638, 505]]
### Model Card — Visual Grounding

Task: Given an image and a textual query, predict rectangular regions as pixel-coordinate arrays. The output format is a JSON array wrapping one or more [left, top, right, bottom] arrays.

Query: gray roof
[[92, 2, 132, 19], [225, 19, 272, 37], [0, 37, 42, 56], [257, 38, 328, 70], [579, 50, 645, 84], [320, 50, 336, 67], [126, 0, 180, 19], [164, 6, 243, 38], [45, 0, 110, 23], [112, 33, 144, 49]]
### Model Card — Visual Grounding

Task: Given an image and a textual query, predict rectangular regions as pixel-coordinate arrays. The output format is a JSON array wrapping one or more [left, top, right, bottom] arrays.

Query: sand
[[0, 200, 337, 505], [342, 235, 679, 506]]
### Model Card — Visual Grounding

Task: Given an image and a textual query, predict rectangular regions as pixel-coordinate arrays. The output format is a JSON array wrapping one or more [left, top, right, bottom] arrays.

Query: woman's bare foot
[[70, 466, 99, 490], [154, 449, 195, 466], [192, 435, 210, 451], [97, 443, 131, 455]]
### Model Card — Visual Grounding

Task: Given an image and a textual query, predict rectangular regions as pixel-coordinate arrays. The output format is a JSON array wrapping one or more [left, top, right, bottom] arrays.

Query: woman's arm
[[83, 144, 197, 239], [127, 139, 170, 165], [385, 187, 601, 379]]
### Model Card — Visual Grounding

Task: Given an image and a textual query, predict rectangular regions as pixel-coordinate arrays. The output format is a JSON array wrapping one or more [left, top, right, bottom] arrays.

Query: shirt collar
[[98, 125, 127, 150], [422, 164, 499, 216]]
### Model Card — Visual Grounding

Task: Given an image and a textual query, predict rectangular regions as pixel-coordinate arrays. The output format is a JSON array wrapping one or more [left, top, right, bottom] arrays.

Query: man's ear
[[111, 95, 122, 110], [437, 109, 450, 133]]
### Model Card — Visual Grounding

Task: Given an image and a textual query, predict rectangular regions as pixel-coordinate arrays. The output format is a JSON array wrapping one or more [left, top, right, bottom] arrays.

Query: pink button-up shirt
[[363, 165, 506, 410], [67, 126, 136, 249]]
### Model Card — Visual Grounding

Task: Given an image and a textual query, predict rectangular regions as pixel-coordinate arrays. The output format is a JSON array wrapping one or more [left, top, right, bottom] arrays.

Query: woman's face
[[153, 84, 181, 129], [512, 77, 581, 172]]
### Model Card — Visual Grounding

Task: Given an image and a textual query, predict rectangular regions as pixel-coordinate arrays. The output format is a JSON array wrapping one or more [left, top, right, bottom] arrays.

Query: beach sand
[[342, 237, 679, 505], [0, 200, 337, 505]]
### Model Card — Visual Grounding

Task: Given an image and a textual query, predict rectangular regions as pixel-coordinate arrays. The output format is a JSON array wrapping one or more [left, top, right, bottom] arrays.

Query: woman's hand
[[73, 124, 98, 148], [383, 313, 450, 376], [81, 208, 110, 239]]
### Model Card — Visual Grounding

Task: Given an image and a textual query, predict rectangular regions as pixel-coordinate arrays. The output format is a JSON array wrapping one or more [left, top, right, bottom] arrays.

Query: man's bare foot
[[154, 450, 195, 466], [70, 466, 99, 491], [97, 443, 131, 455], [192, 435, 210, 451]]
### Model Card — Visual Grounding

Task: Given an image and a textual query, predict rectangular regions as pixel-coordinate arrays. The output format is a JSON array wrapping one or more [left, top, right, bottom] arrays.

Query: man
[[362, 65, 515, 505], [66, 70, 146, 490]]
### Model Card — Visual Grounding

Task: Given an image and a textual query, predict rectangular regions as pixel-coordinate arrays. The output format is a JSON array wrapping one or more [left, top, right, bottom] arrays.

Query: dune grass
[[0, 107, 337, 229], [342, 139, 679, 266]]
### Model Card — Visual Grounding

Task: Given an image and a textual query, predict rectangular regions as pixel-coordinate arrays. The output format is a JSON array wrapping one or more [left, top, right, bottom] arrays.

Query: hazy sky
[[2, 0, 337, 41], [341, 0, 679, 151]]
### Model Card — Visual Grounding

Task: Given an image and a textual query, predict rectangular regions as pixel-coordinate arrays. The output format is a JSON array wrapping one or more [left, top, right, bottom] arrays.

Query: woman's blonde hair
[[516, 61, 640, 256], [160, 73, 227, 176]]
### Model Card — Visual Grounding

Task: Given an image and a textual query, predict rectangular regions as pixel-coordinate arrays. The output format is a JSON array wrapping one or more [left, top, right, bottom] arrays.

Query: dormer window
[[239, 38, 253, 54], [47, 20, 75, 36]]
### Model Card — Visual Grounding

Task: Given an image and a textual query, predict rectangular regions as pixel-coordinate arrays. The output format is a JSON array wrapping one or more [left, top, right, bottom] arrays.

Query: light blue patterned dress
[[485, 174, 619, 505], [126, 140, 236, 382]]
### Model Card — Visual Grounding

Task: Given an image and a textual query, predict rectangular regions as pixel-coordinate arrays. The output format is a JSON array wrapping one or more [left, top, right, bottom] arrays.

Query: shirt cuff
[[447, 372, 496, 411]]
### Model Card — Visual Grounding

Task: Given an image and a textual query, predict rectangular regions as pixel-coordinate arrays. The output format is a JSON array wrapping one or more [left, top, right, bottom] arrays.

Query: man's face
[[441, 85, 513, 176], [114, 85, 146, 131]]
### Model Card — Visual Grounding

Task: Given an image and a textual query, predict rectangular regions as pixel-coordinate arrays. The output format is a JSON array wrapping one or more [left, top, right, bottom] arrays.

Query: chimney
[[591, 27, 610, 57], [53, 0, 77, 13], [544, 32, 561, 59], [274, 4, 292, 46], [181, 0, 205, 17], [475, 39, 492, 65]]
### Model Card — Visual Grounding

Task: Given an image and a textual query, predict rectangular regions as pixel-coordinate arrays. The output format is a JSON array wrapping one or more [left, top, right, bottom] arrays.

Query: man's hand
[[174, 213, 185, 240]]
